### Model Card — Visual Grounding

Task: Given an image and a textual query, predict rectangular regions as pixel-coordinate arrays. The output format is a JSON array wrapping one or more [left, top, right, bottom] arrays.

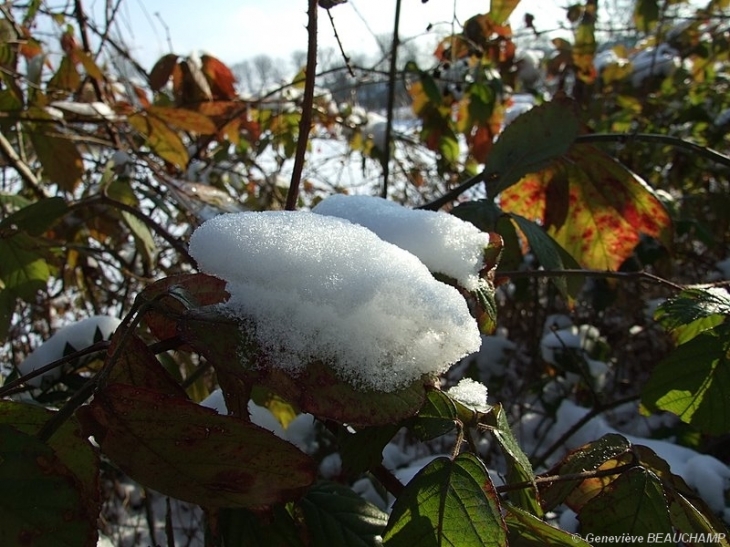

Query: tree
[[1, 0, 729, 545]]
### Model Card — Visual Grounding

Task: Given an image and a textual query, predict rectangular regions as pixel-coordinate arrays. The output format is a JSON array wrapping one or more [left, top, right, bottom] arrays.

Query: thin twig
[[285, 0, 318, 211], [381, 0, 402, 199], [0, 129, 47, 199], [496, 462, 636, 493], [326, 8, 354, 77]]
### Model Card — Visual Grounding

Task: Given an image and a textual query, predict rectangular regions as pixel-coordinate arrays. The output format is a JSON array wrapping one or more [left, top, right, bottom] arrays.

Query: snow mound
[[18, 315, 121, 388], [188, 211, 481, 392], [312, 194, 491, 291]]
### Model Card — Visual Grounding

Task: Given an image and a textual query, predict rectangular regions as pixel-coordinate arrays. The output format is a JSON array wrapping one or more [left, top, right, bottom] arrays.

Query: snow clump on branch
[[188, 211, 482, 392], [313, 194, 491, 291]]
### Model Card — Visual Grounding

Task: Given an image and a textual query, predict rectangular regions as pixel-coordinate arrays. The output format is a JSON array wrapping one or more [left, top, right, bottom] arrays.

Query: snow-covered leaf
[[299, 482, 388, 547], [642, 323, 730, 435], [77, 383, 316, 508], [383, 453, 507, 546]]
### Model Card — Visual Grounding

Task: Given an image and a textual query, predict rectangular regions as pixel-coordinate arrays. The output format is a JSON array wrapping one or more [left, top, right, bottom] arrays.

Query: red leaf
[[149, 53, 179, 92], [201, 54, 237, 100]]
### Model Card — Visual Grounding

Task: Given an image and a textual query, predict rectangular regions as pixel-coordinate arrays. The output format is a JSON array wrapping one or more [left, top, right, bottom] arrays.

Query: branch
[[380, 0, 402, 199], [0, 129, 46, 199], [496, 461, 636, 493], [285, 0, 318, 211]]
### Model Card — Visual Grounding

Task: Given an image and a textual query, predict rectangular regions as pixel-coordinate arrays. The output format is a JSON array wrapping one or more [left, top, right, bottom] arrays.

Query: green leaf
[[508, 213, 584, 299], [484, 100, 580, 198], [338, 424, 401, 475], [0, 196, 67, 235], [578, 467, 673, 538], [107, 178, 157, 267], [29, 131, 84, 192], [655, 288, 730, 343], [219, 505, 303, 547], [0, 402, 100, 547], [0, 233, 51, 300], [408, 389, 458, 441], [383, 453, 507, 547], [642, 324, 730, 435], [504, 504, 590, 547], [540, 434, 632, 511], [77, 383, 316, 508], [488, 0, 521, 25], [299, 482, 388, 547], [484, 404, 542, 517]]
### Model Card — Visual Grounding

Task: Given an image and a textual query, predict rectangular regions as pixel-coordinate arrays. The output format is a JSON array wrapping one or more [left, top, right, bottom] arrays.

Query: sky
[[100, 0, 569, 70]]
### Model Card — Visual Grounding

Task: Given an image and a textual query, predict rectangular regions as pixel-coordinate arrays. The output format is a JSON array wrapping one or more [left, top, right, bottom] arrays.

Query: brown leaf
[[149, 54, 179, 92]]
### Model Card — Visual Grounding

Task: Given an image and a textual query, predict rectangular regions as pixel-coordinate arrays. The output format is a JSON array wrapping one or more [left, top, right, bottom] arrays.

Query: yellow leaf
[[147, 105, 217, 135], [129, 112, 188, 168]]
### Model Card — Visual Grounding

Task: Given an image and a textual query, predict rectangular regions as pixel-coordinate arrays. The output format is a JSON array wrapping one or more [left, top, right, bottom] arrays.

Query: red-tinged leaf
[[201, 54, 237, 100], [29, 131, 84, 191], [104, 332, 188, 397], [179, 306, 429, 427], [149, 53, 179, 91], [139, 273, 229, 342], [0, 402, 100, 547], [499, 144, 672, 271], [147, 105, 217, 135], [77, 383, 316, 508], [129, 112, 189, 168]]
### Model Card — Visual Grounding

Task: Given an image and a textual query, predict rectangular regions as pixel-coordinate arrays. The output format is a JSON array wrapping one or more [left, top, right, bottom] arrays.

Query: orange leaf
[[201, 54, 237, 100], [147, 105, 217, 135]]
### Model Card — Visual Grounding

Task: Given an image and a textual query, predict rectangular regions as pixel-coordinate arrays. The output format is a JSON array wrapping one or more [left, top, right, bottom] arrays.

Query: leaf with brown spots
[[499, 144, 672, 271], [77, 383, 316, 508]]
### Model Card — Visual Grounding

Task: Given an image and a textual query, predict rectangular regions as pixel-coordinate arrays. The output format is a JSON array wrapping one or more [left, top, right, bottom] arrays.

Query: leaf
[[201, 54, 237, 100], [487, 0, 521, 25], [178, 303, 429, 427], [484, 99, 580, 198], [0, 425, 97, 547], [484, 404, 542, 517], [654, 287, 730, 343], [504, 504, 590, 547], [149, 53, 179, 91], [408, 389, 458, 441], [77, 383, 316, 508], [508, 213, 584, 299], [0, 196, 67, 235], [634, 0, 660, 32], [147, 105, 217, 135], [299, 482, 389, 547], [578, 467, 673, 538], [383, 453, 507, 547], [29, 131, 84, 191], [540, 434, 632, 511], [129, 112, 189, 168], [0, 233, 51, 300], [218, 505, 304, 547], [641, 324, 730, 435], [106, 178, 157, 267], [499, 144, 672, 271], [75, 50, 103, 81], [338, 424, 401, 475]]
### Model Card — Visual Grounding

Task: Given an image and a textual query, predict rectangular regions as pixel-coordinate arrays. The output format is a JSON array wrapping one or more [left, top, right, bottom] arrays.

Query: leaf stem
[[498, 268, 685, 291], [285, 0, 318, 211]]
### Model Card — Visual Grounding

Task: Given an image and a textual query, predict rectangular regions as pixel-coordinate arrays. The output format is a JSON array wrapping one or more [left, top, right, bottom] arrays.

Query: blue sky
[[105, 0, 567, 69]]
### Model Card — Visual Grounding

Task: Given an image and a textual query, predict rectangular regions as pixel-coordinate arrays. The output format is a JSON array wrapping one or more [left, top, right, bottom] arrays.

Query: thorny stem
[[498, 268, 686, 291], [285, 0, 318, 211]]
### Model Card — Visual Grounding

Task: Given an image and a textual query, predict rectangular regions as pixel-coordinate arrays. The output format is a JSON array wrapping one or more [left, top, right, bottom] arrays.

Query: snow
[[312, 194, 491, 291], [447, 378, 490, 413], [200, 389, 286, 439], [17, 315, 121, 388], [188, 211, 481, 392]]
